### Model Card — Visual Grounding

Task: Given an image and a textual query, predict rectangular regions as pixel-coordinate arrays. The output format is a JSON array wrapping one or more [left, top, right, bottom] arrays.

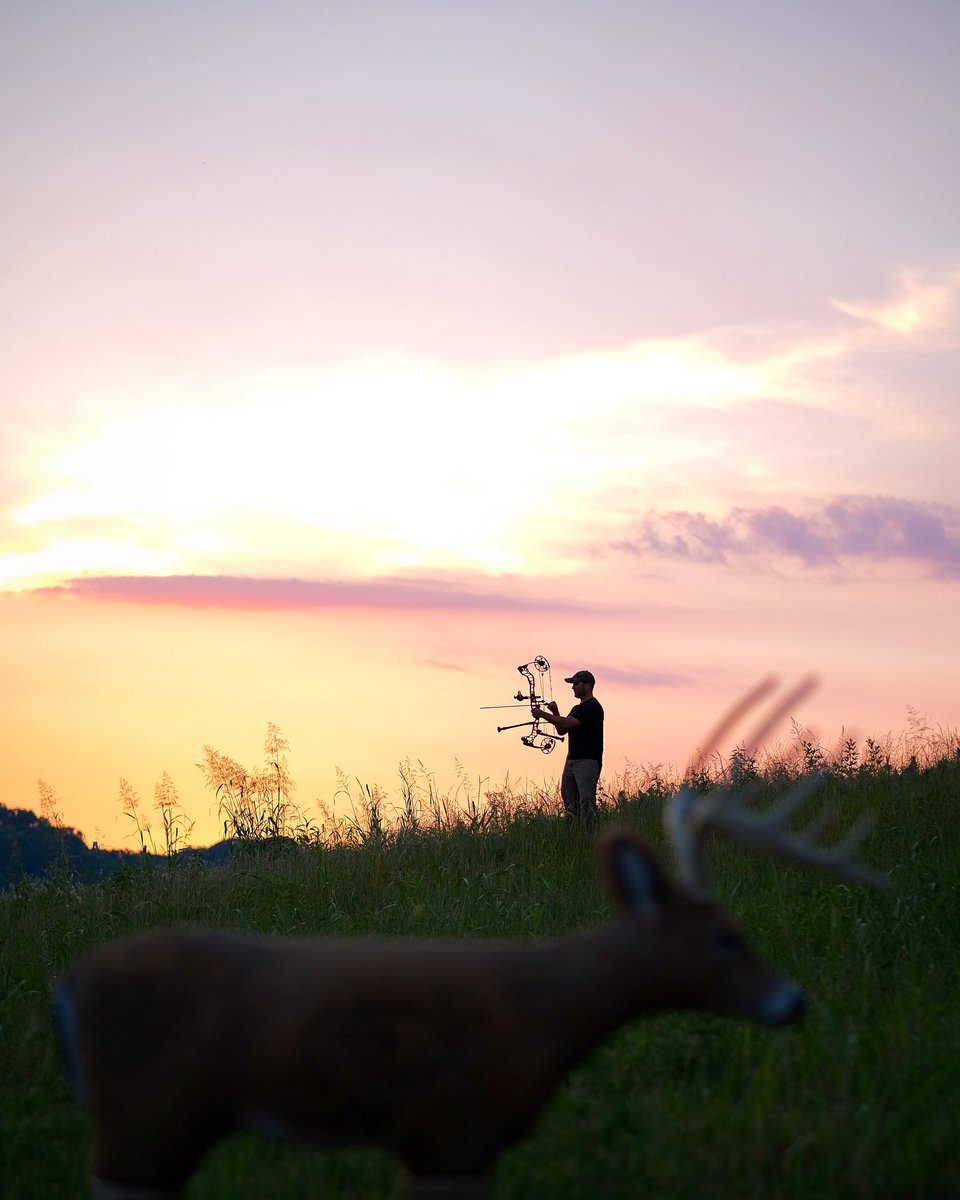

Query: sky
[[2, 1, 958, 850]]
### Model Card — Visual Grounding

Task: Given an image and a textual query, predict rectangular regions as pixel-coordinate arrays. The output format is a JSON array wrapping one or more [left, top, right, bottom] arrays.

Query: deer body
[[56, 836, 803, 1199]]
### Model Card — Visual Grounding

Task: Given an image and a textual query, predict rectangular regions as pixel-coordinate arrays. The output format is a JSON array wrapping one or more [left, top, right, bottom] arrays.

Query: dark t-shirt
[[567, 696, 604, 769]]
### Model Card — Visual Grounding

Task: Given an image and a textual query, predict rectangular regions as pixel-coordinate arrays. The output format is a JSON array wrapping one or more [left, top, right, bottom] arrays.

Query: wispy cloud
[[592, 663, 696, 690], [611, 496, 960, 578], [421, 657, 472, 674], [27, 573, 617, 614], [832, 267, 960, 339]]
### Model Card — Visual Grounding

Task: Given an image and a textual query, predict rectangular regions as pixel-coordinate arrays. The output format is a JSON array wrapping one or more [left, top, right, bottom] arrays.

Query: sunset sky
[[2, 1, 958, 850]]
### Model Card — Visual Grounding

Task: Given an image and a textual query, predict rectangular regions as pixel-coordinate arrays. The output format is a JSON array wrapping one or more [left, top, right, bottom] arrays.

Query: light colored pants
[[561, 758, 600, 829]]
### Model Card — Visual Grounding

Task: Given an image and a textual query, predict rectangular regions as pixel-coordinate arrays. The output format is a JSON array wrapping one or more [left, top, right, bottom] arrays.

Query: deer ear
[[603, 835, 670, 919]]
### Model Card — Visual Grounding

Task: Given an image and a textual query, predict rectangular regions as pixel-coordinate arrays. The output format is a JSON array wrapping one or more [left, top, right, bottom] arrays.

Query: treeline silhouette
[[0, 803, 232, 890]]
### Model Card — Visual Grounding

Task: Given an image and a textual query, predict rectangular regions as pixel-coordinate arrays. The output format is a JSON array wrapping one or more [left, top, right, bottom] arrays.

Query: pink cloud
[[612, 496, 960, 577], [29, 573, 610, 614]]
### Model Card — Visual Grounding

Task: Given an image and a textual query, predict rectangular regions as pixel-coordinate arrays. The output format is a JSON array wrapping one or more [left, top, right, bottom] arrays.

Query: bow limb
[[516, 657, 565, 755]]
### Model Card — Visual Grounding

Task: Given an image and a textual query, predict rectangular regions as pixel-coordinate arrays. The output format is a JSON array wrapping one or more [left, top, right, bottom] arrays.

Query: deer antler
[[667, 680, 890, 896]]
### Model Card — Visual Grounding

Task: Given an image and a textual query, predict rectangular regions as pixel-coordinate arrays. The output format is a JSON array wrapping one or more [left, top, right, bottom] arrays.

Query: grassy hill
[[1, 752, 957, 1198]]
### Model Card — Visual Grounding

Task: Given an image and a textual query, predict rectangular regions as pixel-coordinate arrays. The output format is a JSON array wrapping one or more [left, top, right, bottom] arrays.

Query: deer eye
[[710, 930, 747, 960]]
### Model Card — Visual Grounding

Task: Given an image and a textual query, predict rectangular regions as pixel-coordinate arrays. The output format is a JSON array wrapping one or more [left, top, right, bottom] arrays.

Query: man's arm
[[532, 703, 580, 734]]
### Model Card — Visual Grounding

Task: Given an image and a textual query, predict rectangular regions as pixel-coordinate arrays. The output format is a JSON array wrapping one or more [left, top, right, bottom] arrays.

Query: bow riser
[[488, 656, 566, 754]]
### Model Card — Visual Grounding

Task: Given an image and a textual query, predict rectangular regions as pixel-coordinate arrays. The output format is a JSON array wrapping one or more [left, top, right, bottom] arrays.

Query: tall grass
[[1, 735, 957, 1198]]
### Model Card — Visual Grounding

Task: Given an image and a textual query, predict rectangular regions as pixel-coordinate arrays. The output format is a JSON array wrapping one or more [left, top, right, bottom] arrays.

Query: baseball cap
[[564, 670, 595, 686]]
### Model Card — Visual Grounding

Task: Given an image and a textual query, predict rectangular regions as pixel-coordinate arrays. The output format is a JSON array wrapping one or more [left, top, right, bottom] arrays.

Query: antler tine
[[740, 675, 819, 756], [668, 679, 890, 897], [684, 676, 778, 777], [700, 778, 891, 892], [664, 786, 711, 897], [826, 811, 883, 878], [796, 800, 839, 844], [671, 679, 794, 897]]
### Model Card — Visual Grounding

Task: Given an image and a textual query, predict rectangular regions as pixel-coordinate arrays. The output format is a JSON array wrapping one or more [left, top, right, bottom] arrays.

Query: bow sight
[[481, 655, 566, 754]]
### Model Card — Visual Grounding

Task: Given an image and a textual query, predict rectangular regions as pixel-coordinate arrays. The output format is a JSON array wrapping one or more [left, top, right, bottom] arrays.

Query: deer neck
[[535, 917, 664, 1054]]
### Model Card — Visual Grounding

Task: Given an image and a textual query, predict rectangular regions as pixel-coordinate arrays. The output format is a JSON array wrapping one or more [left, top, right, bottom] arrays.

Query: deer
[[55, 680, 887, 1200]]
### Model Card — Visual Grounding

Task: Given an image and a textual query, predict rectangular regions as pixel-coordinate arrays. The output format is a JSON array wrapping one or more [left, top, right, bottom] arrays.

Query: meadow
[[1, 728, 958, 1199]]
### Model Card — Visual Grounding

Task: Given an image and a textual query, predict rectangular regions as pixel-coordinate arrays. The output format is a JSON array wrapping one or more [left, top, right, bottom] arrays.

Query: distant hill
[[0, 803, 234, 889]]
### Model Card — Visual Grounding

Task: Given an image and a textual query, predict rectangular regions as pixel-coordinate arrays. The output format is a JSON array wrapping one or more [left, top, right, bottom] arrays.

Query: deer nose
[[761, 981, 806, 1027]]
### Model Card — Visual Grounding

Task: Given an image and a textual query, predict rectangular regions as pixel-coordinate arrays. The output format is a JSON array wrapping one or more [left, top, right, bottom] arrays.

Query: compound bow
[[481, 655, 565, 754]]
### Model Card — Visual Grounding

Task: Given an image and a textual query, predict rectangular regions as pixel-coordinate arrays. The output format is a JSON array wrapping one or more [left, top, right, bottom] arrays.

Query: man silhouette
[[534, 669, 603, 829]]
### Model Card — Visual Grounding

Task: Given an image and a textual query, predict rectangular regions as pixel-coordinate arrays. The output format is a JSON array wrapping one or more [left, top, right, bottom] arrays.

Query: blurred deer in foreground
[[56, 680, 887, 1200]]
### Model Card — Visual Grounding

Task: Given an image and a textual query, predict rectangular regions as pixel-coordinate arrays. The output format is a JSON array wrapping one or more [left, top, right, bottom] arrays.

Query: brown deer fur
[[56, 833, 804, 1199]]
